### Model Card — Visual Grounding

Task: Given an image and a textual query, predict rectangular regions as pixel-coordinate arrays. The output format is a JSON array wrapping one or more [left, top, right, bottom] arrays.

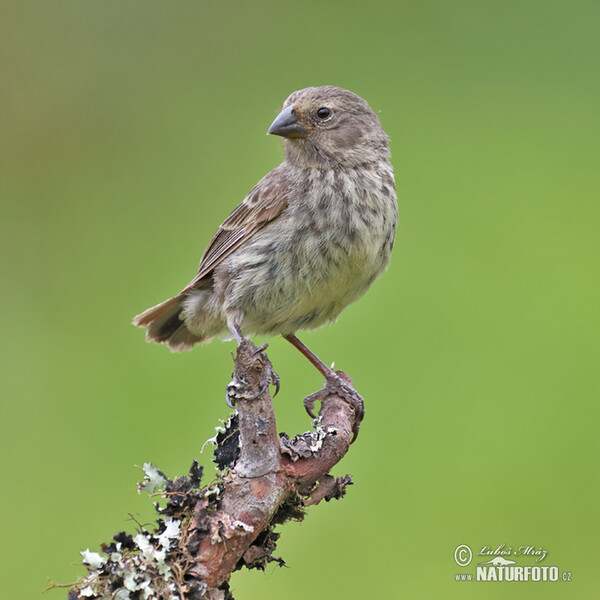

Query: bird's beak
[[267, 104, 308, 139]]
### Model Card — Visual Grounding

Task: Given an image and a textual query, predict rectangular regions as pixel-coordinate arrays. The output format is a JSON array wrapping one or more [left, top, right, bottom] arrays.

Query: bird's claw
[[255, 342, 281, 398], [226, 375, 273, 406], [302, 372, 365, 442], [225, 376, 246, 408], [270, 366, 281, 397], [302, 389, 325, 419], [225, 345, 281, 408]]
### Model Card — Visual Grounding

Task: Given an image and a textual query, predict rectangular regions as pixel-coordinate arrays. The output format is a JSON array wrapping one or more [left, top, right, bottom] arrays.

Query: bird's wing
[[183, 169, 289, 291]]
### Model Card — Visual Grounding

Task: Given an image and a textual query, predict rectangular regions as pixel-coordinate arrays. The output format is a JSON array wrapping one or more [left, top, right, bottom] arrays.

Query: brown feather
[[182, 173, 289, 292], [133, 295, 183, 328], [132, 169, 290, 346]]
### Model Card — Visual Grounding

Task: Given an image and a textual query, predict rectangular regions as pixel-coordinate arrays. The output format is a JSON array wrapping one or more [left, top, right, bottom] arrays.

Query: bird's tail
[[133, 295, 203, 352]]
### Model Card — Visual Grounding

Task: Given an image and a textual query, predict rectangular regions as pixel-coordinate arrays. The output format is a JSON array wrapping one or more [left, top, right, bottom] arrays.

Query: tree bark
[[65, 339, 360, 600]]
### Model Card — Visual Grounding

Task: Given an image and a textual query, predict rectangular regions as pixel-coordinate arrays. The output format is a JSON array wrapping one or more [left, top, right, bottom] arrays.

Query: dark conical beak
[[267, 104, 308, 139]]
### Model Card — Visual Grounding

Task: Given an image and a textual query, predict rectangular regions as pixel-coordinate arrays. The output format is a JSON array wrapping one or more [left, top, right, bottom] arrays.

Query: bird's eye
[[316, 107, 331, 120]]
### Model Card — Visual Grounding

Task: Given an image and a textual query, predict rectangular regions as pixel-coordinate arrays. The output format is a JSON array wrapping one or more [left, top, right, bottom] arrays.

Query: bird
[[133, 85, 397, 437]]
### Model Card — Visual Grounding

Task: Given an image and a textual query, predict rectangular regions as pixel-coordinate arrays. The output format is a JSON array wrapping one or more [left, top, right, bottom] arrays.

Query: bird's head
[[267, 86, 390, 169]]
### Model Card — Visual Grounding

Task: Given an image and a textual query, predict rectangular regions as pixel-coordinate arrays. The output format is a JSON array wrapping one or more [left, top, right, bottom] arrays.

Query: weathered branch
[[63, 340, 360, 600]]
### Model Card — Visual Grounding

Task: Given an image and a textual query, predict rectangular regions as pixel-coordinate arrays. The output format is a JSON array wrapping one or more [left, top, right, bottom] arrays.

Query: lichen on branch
[[61, 339, 360, 600]]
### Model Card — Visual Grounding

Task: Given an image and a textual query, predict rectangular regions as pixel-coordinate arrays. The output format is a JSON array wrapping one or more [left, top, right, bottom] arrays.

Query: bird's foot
[[303, 371, 365, 442], [226, 342, 280, 408], [253, 343, 280, 397]]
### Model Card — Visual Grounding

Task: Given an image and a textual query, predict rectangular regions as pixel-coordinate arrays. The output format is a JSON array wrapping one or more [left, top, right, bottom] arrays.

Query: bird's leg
[[283, 333, 364, 442], [225, 316, 279, 407], [283, 333, 335, 378], [226, 315, 245, 345]]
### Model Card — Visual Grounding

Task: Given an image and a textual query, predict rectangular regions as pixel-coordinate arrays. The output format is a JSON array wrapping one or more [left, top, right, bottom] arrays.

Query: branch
[[62, 340, 360, 600]]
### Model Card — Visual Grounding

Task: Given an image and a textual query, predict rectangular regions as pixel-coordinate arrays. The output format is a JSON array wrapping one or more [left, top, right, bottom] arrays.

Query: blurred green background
[[2, 1, 599, 598]]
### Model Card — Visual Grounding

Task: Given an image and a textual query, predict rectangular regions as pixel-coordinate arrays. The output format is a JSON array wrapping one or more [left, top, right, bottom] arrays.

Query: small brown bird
[[133, 86, 397, 433]]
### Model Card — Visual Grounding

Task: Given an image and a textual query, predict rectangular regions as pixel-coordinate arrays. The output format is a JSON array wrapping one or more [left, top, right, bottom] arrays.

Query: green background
[[2, 1, 599, 598]]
